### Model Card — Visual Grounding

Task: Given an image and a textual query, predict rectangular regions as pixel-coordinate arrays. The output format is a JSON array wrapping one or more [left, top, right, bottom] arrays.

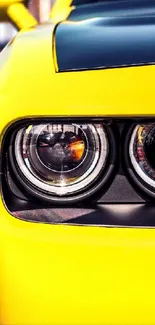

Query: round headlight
[[128, 123, 155, 196], [9, 122, 116, 203]]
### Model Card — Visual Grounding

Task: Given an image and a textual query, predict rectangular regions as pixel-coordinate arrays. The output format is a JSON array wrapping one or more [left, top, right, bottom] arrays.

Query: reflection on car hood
[[55, 0, 155, 72]]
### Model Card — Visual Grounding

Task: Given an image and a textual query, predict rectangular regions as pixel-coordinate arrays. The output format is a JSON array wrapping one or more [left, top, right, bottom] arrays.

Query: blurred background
[[0, 0, 55, 51]]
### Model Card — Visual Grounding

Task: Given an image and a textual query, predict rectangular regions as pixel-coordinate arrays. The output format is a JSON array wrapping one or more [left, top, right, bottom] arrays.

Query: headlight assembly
[[127, 123, 155, 198], [4, 119, 155, 226], [8, 122, 116, 204]]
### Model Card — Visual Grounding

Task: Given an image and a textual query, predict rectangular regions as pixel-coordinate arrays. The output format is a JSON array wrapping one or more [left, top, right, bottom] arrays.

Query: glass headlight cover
[[129, 123, 155, 195], [9, 122, 115, 203]]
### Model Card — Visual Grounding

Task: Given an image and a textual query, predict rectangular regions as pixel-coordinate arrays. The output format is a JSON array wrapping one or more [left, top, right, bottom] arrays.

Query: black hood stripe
[[55, 0, 155, 72]]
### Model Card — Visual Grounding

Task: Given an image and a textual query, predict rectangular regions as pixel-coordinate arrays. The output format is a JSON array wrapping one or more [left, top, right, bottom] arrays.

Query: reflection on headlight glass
[[14, 123, 108, 196], [130, 123, 155, 188]]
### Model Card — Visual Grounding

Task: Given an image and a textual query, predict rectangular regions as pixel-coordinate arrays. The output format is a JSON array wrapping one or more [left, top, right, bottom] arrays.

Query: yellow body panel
[[0, 18, 155, 325], [0, 28, 155, 129], [1, 200, 155, 325]]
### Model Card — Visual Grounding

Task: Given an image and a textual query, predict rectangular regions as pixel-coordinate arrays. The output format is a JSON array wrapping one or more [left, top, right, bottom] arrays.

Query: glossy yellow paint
[[1, 21, 155, 325], [1, 199, 155, 325], [0, 28, 155, 127]]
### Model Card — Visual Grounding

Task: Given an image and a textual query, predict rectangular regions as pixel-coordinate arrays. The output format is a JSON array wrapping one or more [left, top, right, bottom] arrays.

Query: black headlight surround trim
[[7, 119, 118, 205], [123, 122, 155, 200], [4, 118, 155, 226]]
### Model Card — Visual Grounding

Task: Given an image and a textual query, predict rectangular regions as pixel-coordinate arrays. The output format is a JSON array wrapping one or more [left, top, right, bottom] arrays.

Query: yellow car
[[1, 0, 155, 324], [0, 0, 38, 50]]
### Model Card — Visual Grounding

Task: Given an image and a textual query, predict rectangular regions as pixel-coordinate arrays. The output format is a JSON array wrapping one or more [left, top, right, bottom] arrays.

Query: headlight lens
[[9, 122, 113, 202], [129, 123, 155, 191]]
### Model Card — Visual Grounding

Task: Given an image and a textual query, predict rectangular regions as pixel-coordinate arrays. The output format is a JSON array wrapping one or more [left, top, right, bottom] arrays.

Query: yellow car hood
[[0, 22, 155, 130]]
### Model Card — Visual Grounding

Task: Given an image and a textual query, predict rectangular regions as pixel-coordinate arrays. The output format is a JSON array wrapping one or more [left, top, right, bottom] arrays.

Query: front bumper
[[0, 199, 155, 325]]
